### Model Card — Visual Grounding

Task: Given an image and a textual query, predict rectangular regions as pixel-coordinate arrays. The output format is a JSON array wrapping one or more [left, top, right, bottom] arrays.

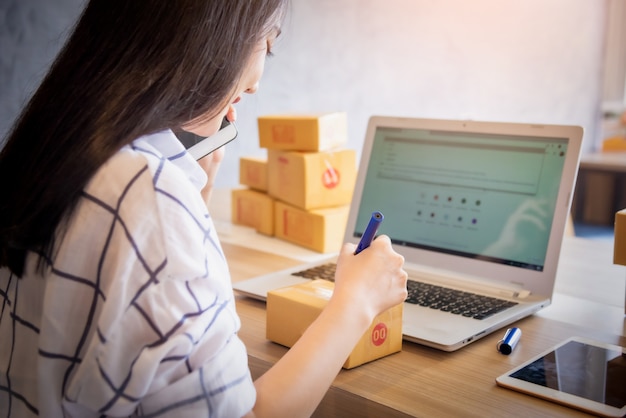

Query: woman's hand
[[252, 236, 407, 417], [197, 146, 225, 207], [195, 105, 236, 207], [332, 235, 408, 324]]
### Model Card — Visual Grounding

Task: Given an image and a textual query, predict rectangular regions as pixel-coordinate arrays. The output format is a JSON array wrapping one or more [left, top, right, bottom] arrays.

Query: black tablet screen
[[510, 340, 626, 408]]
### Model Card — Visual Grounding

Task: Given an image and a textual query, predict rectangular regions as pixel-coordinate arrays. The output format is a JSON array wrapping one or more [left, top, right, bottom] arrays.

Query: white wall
[[0, 0, 607, 190], [225, 0, 606, 188]]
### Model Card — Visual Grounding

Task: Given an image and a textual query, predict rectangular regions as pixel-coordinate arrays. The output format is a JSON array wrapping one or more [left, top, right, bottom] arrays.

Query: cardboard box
[[258, 113, 348, 151], [231, 188, 274, 236], [266, 279, 403, 369], [274, 201, 348, 253], [239, 156, 268, 191], [267, 149, 356, 210], [602, 137, 626, 152], [615, 209, 626, 266]]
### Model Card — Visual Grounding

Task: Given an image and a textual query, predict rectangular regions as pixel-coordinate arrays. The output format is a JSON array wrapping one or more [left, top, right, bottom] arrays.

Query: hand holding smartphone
[[177, 117, 238, 160]]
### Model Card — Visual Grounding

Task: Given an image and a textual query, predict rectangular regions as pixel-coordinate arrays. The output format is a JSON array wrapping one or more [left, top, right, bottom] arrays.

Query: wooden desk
[[222, 237, 625, 417]]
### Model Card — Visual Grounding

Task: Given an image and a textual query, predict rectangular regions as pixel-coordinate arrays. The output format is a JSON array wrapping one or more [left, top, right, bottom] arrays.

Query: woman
[[0, 1, 408, 417]]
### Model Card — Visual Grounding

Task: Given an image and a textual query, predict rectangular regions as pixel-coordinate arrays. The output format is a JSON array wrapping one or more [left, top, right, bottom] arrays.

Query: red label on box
[[372, 322, 387, 346], [322, 166, 340, 189]]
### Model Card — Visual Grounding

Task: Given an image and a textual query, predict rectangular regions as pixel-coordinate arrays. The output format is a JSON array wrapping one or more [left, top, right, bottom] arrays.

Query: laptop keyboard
[[406, 281, 517, 320], [292, 263, 337, 281], [291, 263, 518, 320]]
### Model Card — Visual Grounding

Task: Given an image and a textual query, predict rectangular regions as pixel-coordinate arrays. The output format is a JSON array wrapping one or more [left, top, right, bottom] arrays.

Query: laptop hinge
[[446, 280, 531, 299], [508, 288, 531, 299], [406, 267, 532, 299]]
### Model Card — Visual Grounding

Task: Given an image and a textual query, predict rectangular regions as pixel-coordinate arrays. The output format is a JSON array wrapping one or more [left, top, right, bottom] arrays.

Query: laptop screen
[[352, 125, 570, 272]]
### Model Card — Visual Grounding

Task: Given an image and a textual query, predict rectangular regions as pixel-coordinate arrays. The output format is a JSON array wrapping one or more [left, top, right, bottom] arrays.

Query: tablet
[[496, 336, 626, 417]]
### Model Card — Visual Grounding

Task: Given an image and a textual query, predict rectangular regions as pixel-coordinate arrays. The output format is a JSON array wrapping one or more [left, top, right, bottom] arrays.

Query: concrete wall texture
[[0, 0, 607, 188]]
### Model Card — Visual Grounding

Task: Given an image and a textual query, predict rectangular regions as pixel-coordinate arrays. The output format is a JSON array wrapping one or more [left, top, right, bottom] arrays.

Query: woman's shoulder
[[71, 132, 214, 279], [85, 130, 204, 208], [83, 144, 161, 210]]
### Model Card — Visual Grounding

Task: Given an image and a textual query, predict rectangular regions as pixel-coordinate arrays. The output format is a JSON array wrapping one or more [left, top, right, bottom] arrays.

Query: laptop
[[233, 116, 583, 351]]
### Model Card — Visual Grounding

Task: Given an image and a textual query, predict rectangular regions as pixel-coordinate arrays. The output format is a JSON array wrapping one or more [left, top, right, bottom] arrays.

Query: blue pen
[[354, 211, 384, 255]]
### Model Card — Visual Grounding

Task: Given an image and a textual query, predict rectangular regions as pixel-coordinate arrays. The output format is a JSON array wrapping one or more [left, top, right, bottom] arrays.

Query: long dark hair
[[0, 0, 288, 277]]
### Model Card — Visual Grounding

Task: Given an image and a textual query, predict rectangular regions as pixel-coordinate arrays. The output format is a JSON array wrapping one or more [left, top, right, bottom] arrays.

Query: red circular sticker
[[371, 322, 387, 346], [321, 167, 340, 189]]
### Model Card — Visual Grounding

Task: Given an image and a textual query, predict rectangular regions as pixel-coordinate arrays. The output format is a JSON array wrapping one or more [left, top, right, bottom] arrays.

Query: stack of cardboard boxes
[[232, 112, 356, 253], [234, 113, 404, 367]]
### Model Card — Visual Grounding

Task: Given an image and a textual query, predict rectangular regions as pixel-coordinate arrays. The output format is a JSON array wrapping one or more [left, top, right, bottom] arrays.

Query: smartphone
[[177, 117, 238, 160]]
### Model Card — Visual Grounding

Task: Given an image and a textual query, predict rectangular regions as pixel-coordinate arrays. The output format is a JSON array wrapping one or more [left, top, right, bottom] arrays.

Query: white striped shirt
[[0, 130, 255, 417]]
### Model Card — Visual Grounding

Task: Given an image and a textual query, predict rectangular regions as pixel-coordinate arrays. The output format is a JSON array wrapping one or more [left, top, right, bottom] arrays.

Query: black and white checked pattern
[[1, 130, 255, 417]]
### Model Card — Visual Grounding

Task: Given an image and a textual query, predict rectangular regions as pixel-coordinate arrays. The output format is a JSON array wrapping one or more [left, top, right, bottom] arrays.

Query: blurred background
[[1, 0, 624, 238]]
